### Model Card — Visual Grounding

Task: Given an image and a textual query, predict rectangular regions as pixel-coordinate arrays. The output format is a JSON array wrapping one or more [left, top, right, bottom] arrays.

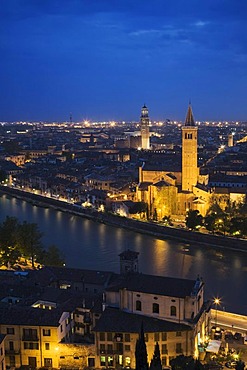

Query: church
[[136, 104, 210, 220]]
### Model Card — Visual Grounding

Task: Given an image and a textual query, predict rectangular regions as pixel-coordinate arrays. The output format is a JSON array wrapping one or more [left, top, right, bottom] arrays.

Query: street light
[[214, 298, 221, 326]]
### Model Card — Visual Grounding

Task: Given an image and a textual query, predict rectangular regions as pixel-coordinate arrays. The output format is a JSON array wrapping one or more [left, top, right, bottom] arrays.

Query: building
[[0, 334, 6, 370], [140, 105, 150, 150], [137, 103, 210, 219], [181, 104, 199, 192], [93, 250, 211, 369]]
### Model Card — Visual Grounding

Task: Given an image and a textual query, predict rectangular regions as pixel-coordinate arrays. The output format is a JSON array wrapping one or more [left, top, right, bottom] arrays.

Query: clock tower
[[140, 104, 150, 150]]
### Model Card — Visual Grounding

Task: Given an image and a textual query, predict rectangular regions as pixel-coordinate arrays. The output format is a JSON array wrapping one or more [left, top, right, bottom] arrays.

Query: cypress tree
[[135, 322, 149, 370], [150, 342, 162, 370]]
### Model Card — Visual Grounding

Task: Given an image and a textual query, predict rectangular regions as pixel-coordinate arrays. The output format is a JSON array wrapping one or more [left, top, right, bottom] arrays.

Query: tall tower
[[228, 133, 234, 147], [140, 104, 150, 150], [182, 103, 198, 192]]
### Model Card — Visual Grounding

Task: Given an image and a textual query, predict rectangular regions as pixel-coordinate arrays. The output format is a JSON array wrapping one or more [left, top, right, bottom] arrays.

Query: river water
[[0, 193, 247, 315]]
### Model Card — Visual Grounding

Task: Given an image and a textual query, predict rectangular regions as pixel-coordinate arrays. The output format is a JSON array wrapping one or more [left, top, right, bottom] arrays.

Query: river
[[0, 193, 246, 315]]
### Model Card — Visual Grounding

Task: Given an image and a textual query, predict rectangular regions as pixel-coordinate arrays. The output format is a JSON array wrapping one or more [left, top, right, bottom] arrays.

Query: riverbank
[[0, 185, 246, 252]]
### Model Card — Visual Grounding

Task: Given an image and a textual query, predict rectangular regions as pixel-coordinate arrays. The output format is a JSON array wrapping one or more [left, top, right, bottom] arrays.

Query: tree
[[0, 169, 7, 183], [186, 210, 203, 230], [17, 221, 43, 268], [150, 342, 162, 370], [236, 360, 245, 370], [0, 216, 20, 267], [135, 322, 149, 370], [170, 356, 203, 370], [40, 245, 65, 267], [204, 213, 217, 233], [129, 202, 148, 215]]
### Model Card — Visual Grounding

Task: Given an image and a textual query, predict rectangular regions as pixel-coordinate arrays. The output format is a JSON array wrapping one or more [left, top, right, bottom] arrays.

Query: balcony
[[22, 335, 39, 341], [5, 349, 20, 355]]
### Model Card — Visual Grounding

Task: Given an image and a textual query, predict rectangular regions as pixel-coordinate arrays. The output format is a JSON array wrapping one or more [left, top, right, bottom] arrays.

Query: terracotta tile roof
[[93, 307, 192, 333], [106, 273, 197, 298]]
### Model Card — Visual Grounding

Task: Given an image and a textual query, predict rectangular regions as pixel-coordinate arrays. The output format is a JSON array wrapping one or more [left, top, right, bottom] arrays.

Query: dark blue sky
[[1, 0, 247, 122]]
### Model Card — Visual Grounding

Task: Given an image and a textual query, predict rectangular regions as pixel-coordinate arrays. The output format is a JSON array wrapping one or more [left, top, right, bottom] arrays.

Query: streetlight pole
[[214, 298, 220, 327]]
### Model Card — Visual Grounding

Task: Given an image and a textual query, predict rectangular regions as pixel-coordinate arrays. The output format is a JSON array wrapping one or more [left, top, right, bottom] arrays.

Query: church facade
[[137, 104, 210, 220]]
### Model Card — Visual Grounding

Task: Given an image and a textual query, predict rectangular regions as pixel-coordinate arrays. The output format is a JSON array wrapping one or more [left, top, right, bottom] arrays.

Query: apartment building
[[0, 334, 6, 370], [93, 250, 211, 369]]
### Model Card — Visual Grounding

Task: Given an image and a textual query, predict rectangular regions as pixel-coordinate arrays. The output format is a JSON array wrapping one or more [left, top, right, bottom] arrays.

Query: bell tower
[[182, 103, 198, 192], [140, 104, 150, 150], [119, 249, 139, 274]]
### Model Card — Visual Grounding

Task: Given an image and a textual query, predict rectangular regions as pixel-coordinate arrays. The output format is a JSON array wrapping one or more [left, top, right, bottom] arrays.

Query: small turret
[[119, 249, 139, 274]]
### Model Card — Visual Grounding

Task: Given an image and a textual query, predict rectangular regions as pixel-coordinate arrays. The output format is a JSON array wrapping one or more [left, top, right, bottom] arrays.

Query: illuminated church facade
[[137, 104, 210, 220]]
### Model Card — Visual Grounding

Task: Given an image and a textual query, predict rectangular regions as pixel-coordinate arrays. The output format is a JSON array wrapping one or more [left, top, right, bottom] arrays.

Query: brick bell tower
[[182, 103, 198, 192]]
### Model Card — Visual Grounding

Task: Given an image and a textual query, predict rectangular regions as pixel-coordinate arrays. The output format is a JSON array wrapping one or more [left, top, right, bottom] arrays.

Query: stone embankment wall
[[0, 185, 246, 252]]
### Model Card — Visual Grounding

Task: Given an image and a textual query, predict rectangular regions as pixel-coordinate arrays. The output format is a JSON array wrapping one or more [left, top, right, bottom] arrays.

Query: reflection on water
[[0, 194, 247, 314]]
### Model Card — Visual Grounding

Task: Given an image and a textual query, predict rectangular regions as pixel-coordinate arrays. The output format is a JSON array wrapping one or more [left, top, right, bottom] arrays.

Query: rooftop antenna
[[70, 112, 72, 125]]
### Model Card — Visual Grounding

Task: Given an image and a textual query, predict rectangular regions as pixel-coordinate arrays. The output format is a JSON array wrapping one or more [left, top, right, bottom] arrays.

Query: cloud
[[194, 21, 209, 27]]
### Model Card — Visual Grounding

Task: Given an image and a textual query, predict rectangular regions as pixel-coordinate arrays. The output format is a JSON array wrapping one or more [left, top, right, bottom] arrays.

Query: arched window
[[170, 306, 176, 316], [153, 303, 159, 314], [136, 300, 142, 311]]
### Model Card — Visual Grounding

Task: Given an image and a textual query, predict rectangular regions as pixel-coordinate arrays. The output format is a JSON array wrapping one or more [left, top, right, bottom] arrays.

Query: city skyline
[[1, 0, 247, 122]]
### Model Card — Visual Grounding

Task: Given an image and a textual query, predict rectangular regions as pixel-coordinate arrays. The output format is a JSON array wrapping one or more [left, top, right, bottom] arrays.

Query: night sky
[[1, 0, 247, 122]]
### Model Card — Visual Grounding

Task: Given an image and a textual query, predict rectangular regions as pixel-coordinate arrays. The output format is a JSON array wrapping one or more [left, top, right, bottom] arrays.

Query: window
[[7, 328, 15, 335], [136, 300, 142, 311], [176, 331, 182, 337], [108, 356, 114, 366], [162, 332, 167, 341], [125, 357, 131, 368], [88, 358, 95, 367], [162, 344, 168, 354], [154, 333, 159, 342], [107, 344, 113, 353], [107, 332, 113, 341], [153, 303, 159, 314], [23, 328, 38, 340], [125, 345, 130, 351], [9, 356, 15, 367], [100, 356, 106, 366], [125, 333, 130, 342], [9, 341, 14, 350], [43, 329, 51, 336], [176, 343, 182, 353], [60, 325, 63, 333], [162, 357, 167, 366], [45, 343, 50, 350], [170, 306, 176, 316], [44, 358, 52, 367], [24, 342, 39, 350], [100, 344, 105, 353], [100, 332, 105, 341]]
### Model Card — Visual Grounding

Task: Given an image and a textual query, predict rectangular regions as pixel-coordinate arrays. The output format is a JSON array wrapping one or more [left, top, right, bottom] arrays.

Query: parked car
[[225, 361, 237, 368], [234, 332, 242, 341], [225, 331, 234, 341], [205, 361, 223, 370], [214, 327, 223, 340]]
